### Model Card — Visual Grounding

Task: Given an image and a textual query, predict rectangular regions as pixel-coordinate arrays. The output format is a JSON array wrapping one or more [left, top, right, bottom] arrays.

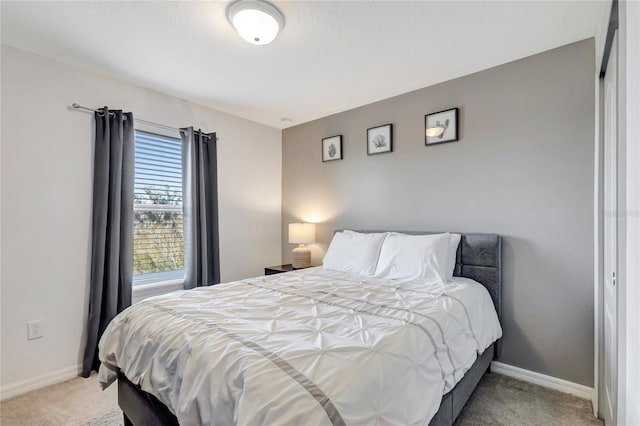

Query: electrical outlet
[[27, 320, 44, 340]]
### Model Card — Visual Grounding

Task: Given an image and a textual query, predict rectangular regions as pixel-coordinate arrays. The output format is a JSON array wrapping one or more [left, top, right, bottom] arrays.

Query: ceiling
[[1, 1, 606, 129]]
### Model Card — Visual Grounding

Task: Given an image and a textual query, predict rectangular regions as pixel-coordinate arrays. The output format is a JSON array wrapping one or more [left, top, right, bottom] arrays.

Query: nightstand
[[264, 264, 296, 275]]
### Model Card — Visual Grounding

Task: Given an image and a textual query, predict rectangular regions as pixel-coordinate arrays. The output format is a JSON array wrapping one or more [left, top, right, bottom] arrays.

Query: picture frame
[[322, 135, 343, 162], [367, 123, 393, 155], [425, 107, 459, 145]]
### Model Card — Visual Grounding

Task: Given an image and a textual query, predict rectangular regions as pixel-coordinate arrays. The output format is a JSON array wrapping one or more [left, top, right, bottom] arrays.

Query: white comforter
[[99, 267, 501, 426]]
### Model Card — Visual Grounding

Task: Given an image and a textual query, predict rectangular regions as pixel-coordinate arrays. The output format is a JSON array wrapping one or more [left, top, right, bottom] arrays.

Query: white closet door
[[603, 30, 618, 426]]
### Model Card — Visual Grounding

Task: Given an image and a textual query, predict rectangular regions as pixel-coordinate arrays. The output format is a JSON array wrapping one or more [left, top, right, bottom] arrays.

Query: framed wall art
[[425, 107, 459, 145], [367, 123, 393, 155], [322, 135, 343, 162]]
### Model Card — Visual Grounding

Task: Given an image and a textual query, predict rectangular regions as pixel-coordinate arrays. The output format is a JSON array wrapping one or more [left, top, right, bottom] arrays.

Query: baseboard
[[0, 364, 82, 401], [0, 361, 593, 402], [491, 361, 593, 400]]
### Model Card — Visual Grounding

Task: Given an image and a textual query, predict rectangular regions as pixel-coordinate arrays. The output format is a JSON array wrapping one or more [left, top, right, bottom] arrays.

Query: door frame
[[596, 0, 640, 424], [601, 30, 618, 425], [616, 1, 640, 424]]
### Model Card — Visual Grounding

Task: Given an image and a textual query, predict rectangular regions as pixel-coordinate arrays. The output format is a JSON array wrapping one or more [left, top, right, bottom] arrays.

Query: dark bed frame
[[117, 232, 502, 426]]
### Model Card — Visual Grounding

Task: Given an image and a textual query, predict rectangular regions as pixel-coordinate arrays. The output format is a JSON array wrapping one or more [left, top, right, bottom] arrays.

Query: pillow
[[374, 233, 451, 283], [385, 232, 461, 281], [323, 231, 387, 276], [446, 233, 462, 280]]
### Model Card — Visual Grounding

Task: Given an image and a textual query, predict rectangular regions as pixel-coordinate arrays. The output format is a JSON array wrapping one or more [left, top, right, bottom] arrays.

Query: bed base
[[118, 371, 178, 426], [428, 342, 494, 426]]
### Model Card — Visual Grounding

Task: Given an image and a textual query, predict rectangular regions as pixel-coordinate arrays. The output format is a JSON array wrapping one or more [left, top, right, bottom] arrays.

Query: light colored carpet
[[0, 373, 121, 426], [455, 373, 602, 426], [1, 372, 601, 425]]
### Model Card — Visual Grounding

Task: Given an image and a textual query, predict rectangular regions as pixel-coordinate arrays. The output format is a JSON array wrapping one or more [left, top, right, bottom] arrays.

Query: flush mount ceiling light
[[228, 0, 284, 45]]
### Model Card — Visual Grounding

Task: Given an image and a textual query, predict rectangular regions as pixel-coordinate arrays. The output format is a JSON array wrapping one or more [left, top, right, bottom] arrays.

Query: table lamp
[[289, 223, 316, 269]]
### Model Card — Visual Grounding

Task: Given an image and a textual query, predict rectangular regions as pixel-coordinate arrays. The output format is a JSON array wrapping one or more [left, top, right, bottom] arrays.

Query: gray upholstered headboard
[[338, 231, 502, 322]]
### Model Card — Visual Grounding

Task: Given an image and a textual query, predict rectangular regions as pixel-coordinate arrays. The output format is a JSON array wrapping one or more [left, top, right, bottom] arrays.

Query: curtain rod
[[71, 103, 215, 139]]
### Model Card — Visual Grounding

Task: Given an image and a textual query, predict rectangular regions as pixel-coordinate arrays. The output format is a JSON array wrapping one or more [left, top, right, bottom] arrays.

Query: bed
[[100, 232, 502, 426]]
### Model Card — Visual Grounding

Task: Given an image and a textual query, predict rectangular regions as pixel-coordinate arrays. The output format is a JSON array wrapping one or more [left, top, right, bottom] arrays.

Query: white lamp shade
[[289, 223, 316, 244]]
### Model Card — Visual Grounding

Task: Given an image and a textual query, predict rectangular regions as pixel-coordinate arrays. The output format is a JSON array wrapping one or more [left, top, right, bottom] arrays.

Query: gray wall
[[282, 39, 595, 386]]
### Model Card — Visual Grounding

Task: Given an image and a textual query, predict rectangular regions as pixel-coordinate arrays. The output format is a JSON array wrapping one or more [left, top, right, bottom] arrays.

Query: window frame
[[131, 124, 185, 298]]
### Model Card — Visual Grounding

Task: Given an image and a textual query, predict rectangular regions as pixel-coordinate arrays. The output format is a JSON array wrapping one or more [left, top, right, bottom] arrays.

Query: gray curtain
[[180, 127, 220, 288], [82, 108, 134, 378]]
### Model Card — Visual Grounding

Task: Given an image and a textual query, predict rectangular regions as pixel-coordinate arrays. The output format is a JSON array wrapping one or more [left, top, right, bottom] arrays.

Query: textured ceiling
[[1, 1, 606, 129]]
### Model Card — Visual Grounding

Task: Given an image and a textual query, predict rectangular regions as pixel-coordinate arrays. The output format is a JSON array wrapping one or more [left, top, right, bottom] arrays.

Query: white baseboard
[[0, 364, 82, 401], [0, 361, 594, 403], [491, 361, 593, 400]]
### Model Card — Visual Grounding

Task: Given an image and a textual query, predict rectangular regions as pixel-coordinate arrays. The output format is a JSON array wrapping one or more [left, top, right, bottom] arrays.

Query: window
[[133, 131, 184, 285]]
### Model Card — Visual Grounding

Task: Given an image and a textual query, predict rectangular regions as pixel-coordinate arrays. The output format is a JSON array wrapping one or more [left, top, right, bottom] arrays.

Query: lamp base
[[292, 245, 311, 269]]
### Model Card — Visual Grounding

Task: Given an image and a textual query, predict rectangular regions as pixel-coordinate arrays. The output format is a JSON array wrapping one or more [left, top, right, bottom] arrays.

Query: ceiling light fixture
[[227, 0, 284, 45]]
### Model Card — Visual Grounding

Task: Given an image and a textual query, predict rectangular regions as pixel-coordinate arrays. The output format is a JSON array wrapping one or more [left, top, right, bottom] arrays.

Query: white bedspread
[[98, 267, 501, 426]]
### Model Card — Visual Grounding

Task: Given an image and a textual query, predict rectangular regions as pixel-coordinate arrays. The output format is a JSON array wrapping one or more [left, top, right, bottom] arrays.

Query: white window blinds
[[133, 131, 184, 283]]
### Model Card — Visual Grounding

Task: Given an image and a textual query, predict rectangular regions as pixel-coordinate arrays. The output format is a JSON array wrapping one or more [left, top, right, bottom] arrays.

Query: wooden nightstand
[[264, 264, 295, 275]]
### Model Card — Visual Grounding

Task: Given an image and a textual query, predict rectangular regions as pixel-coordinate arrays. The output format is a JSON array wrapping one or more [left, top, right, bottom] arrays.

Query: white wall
[[0, 45, 282, 397]]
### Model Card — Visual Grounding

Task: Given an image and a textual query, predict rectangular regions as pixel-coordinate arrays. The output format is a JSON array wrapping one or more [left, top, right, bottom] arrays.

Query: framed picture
[[425, 107, 459, 145], [322, 135, 343, 162], [367, 123, 393, 155]]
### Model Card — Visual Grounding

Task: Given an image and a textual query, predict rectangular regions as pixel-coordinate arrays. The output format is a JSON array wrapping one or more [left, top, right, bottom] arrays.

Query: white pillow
[[447, 233, 461, 280], [385, 232, 461, 280], [374, 233, 451, 283], [323, 231, 387, 276]]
